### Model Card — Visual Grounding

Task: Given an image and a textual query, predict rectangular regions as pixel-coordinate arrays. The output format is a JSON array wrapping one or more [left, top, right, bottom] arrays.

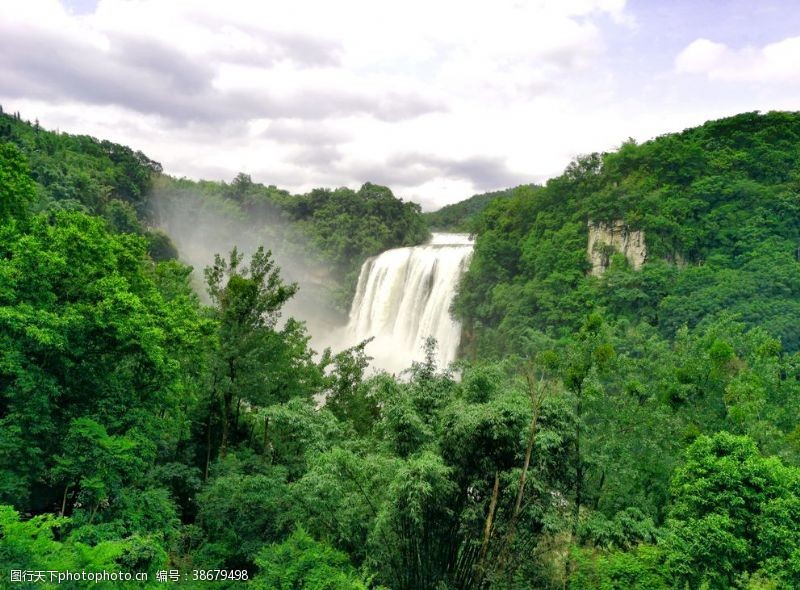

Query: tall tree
[[204, 246, 318, 458]]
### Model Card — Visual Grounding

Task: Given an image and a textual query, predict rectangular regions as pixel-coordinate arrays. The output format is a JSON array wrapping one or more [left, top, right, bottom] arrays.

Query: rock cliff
[[587, 220, 646, 276]]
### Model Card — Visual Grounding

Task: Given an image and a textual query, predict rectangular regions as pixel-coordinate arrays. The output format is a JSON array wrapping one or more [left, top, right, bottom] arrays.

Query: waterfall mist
[[150, 188, 346, 347]]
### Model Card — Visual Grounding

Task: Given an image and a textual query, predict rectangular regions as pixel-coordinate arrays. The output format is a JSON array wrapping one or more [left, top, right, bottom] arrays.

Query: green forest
[[423, 188, 517, 232], [151, 174, 429, 313], [2, 108, 800, 589]]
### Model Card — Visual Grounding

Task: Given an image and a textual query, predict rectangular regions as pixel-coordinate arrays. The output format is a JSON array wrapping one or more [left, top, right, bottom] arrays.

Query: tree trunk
[[573, 386, 583, 535], [204, 417, 212, 481], [221, 359, 236, 458], [221, 391, 231, 458], [262, 415, 271, 461], [494, 369, 547, 579], [512, 405, 539, 524], [477, 470, 500, 580], [566, 383, 584, 585], [60, 485, 70, 517]]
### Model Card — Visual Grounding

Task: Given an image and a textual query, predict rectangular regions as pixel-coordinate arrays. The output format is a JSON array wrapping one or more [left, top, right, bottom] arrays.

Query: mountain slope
[[456, 111, 800, 354], [423, 187, 519, 231]]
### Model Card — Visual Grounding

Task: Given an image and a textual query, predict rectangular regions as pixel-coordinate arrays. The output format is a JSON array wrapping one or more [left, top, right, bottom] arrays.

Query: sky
[[2, 0, 800, 210]]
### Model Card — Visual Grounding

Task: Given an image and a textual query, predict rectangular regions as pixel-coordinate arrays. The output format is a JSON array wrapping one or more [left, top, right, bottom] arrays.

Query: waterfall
[[345, 232, 473, 373]]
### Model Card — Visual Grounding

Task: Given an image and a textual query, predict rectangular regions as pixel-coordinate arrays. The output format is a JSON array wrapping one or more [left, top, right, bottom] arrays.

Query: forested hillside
[[153, 175, 429, 311], [423, 187, 518, 231], [2, 110, 800, 589], [456, 111, 800, 353], [0, 108, 177, 261]]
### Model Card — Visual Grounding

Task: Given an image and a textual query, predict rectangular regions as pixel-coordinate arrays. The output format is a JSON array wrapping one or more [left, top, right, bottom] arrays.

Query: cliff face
[[587, 220, 646, 276]]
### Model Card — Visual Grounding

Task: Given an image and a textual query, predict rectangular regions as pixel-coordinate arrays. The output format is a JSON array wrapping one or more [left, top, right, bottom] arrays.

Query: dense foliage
[[0, 110, 175, 262], [1, 110, 800, 589], [455, 111, 800, 354]]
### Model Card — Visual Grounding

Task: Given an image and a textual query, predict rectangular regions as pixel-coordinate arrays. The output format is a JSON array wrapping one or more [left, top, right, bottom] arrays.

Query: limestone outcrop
[[587, 220, 646, 276]]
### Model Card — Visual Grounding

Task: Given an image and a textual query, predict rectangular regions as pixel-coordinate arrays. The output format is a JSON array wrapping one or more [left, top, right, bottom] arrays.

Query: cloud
[[290, 145, 343, 167], [251, 88, 445, 122], [0, 2, 442, 124], [198, 23, 344, 68], [1, 0, 637, 208], [675, 36, 800, 82], [264, 120, 350, 145], [0, 27, 439, 124], [335, 153, 533, 193], [0, 27, 228, 122], [388, 153, 533, 191]]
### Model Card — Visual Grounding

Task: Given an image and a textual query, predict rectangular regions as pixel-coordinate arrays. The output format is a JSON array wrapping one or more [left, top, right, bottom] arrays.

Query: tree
[[0, 505, 159, 585], [0, 212, 196, 512], [103, 199, 142, 234], [0, 142, 36, 222], [195, 461, 290, 567], [663, 432, 800, 588], [204, 246, 312, 457], [49, 418, 148, 522], [560, 313, 616, 537], [251, 527, 368, 590], [320, 340, 378, 435]]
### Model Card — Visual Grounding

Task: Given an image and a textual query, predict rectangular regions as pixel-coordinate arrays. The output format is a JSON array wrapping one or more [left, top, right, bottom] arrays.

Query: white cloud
[[675, 36, 800, 82], [1, 0, 632, 207], [675, 39, 729, 74], [7, 1, 795, 210]]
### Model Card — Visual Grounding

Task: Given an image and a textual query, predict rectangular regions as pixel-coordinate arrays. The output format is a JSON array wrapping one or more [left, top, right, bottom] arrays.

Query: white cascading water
[[345, 233, 473, 373]]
